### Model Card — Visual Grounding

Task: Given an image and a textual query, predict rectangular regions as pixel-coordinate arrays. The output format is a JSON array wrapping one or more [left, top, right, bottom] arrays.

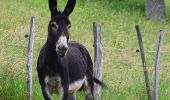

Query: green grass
[[0, 0, 170, 100]]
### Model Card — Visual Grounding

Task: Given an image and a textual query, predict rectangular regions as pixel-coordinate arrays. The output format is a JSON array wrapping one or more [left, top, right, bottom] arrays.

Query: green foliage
[[0, 0, 170, 100]]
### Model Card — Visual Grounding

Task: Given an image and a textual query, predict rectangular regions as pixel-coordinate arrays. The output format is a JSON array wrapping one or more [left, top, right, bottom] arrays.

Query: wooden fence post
[[27, 16, 35, 100], [135, 25, 152, 100], [93, 22, 103, 100], [153, 30, 164, 100]]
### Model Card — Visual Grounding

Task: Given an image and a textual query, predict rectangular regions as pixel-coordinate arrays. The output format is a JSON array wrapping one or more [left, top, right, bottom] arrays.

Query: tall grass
[[0, 0, 170, 100]]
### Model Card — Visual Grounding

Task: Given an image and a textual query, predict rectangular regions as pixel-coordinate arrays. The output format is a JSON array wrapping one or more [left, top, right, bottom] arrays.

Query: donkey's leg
[[68, 92, 76, 100], [60, 68, 69, 100], [41, 86, 53, 100], [60, 85, 69, 100], [38, 74, 53, 100], [85, 88, 94, 100], [84, 78, 94, 100]]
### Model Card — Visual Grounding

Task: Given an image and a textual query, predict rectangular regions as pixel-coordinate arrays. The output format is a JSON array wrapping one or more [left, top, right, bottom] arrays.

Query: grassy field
[[0, 0, 170, 100]]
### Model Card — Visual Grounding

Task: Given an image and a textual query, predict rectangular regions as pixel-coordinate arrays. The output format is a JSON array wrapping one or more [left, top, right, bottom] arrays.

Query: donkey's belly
[[68, 76, 87, 93], [45, 75, 86, 94]]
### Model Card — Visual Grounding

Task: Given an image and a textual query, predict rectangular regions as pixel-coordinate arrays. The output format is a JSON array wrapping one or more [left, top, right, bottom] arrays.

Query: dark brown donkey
[[37, 0, 105, 100]]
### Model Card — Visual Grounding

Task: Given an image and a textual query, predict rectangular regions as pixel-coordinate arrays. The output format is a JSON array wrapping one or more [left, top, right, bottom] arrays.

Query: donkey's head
[[48, 0, 76, 57]]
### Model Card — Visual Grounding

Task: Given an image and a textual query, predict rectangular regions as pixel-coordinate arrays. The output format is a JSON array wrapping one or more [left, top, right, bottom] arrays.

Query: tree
[[145, 0, 165, 21]]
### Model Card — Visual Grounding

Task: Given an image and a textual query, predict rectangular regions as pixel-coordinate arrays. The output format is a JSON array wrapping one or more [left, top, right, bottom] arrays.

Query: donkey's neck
[[47, 33, 56, 45], [46, 35, 58, 55], [45, 39, 60, 74]]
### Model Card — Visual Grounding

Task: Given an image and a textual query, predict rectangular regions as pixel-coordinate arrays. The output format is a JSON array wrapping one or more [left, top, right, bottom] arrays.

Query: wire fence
[[0, 39, 170, 70], [0, 26, 29, 99], [0, 22, 170, 99]]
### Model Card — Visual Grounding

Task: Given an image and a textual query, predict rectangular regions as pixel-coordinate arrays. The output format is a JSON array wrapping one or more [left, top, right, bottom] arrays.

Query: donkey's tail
[[93, 77, 107, 88]]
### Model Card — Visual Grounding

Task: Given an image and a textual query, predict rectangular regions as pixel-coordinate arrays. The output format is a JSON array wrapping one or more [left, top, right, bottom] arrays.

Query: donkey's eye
[[51, 22, 58, 31], [67, 24, 71, 29]]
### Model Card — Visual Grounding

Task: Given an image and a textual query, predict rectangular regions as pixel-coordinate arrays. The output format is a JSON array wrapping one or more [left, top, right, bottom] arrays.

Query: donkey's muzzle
[[57, 46, 68, 57]]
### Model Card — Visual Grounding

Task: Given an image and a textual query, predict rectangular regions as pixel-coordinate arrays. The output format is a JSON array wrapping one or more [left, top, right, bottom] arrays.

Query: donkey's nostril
[[58, 46, 67, 52], [57, 46, 68, 57]]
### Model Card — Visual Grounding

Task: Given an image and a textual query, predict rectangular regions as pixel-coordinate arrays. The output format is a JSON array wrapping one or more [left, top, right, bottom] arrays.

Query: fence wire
[[0, 29, 170, 99], [0, 28, 29, 99]]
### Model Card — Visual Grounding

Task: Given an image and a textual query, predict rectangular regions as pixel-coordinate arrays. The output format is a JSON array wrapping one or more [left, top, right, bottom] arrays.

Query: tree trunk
[[145, 0, 165, 21]]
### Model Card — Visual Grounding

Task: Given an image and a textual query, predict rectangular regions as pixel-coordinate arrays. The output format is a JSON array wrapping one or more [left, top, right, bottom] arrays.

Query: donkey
[[37, 0, 105, 100]]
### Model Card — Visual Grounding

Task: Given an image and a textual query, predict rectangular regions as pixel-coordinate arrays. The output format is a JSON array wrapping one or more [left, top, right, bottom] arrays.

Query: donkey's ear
[[63, 0, 76, 16], [48, 0, 58, 18]]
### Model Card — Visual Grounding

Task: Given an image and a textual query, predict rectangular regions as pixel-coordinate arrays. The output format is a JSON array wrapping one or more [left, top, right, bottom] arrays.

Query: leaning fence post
[[27, 16, 35, 100], [153, 30, 164, 100], [93, 22, 103, 100], [135, 25, 152, 100]]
